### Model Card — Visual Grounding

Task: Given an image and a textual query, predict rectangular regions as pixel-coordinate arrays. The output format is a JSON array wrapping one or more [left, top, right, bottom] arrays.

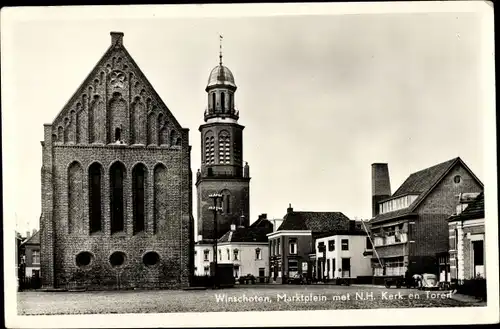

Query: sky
[[2, 3, 494, 236]]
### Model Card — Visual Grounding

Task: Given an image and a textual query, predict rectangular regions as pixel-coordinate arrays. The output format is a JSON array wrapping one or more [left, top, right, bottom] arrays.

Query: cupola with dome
[[204, 41, 239, 122]]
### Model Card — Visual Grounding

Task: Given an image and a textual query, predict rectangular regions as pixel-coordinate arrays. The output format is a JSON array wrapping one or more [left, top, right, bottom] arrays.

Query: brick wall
[[414, 164, 483, 257], [196, 179, 250, 239]]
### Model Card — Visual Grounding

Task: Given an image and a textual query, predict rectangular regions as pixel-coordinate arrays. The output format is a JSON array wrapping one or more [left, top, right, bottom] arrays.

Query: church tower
[[196, 39, 250, 240]]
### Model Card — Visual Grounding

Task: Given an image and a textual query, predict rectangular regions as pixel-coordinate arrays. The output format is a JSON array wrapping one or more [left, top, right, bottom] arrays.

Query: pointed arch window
[[133, 164, 147, 234], [88, 163, 103, 233], [110, 162, 126, 233], [218, 131, 231, 164]]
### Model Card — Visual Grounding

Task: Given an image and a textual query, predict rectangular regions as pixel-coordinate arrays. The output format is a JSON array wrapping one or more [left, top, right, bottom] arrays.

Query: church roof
[[51, 32, 185, 135], [207, 65, 236, 89]]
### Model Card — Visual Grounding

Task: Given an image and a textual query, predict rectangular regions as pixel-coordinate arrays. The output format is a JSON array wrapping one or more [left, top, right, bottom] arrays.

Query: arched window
[[68, 162, 83, 234], [110, 162, 126, 233], [114, 127, 121, 142], [133, 164, 147, 234], [218, 131, 231, 164], [229, 93, 233, 110], [221, 92, 225, 112], [88, 163, 103, 233], [205, 132, 215, 164], [212, 93, 216, 110]]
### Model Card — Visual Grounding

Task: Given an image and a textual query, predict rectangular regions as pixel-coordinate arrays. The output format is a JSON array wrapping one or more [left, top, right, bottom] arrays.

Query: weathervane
[[219, 34, 223, 65]]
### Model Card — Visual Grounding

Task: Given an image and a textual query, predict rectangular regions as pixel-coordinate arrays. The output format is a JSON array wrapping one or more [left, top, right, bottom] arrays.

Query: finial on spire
[[219, 34, 223, 65]]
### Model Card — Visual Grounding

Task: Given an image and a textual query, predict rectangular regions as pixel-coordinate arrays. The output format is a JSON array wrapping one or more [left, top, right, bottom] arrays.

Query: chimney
[[259, 213, 267, 220], [26, 231, 31, 239], [110, 32, 124, 47], [287, 203, 294, 214], [371, 163, 391, 217], [243, 162, 250, 178]]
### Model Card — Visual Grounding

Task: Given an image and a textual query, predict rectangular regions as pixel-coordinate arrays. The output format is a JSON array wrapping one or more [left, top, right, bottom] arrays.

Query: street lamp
[[208, 193, 223, 289]]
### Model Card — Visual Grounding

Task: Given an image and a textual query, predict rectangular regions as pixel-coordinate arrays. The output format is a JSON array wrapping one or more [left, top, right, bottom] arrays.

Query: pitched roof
[[51, 32, 184, 132], [370, 157, 483, 224], [218, 226, 272, 243], [278, 212, 351, 233], [449, 192, 484, 221], [21, 230, 40, 246]]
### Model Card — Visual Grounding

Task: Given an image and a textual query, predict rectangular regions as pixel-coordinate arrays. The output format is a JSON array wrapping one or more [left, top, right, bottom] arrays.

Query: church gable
[[51, 32, 184, 147]]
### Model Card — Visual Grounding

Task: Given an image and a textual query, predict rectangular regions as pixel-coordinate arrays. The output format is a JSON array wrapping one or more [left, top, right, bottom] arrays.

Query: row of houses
[[194, 157, 485, 286]]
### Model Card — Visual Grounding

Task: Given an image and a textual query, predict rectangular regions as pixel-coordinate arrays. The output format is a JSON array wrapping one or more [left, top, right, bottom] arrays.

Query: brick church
[[40, 32, 194, 289]]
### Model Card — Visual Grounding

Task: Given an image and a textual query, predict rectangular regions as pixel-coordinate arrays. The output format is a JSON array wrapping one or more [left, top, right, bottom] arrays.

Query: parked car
[[418, 273, 439, 290], [238, 274, 256, 285], [288, 274, 307, 285]]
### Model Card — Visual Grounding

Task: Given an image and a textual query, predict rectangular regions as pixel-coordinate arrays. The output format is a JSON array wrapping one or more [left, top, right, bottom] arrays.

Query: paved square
[[17, 285, 479, 315]]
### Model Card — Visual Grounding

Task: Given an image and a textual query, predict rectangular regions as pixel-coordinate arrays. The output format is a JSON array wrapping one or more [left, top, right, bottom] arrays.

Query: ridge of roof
[[371, 157, 483, 224]]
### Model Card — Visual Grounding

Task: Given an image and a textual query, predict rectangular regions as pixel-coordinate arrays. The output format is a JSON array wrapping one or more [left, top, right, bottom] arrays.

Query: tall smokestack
[[371, 163, 391, 217]]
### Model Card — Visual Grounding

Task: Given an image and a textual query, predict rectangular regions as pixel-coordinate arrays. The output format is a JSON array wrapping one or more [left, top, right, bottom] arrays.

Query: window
[[89, 163, 103, 233], [204, 249, 210, 261], [255, 248, 262, 260], [75, 251, 93, 267], [341, 239, 349, 251], [32, 250, 40, 265], [332, 258, 336, 276], [205, 134, 215, 164], [114, 127, 121, 142], [218, 131, 231, 164], [221, 92, 225, 111], [341, 258, 351, 277], [366, 237, 373, 250], [454, 229, 458, 250], [288, 259, 298, 274], [212, 93, 216, 110], [278, 238, 281, 255], [317, 241, 325, 253], [221, 190, 231, 214], [233, 249, 239, 261], [142, 251, 160, 266], [227, 249, 230, 260], [289, 239, 297, 254], [110, 162, 126, 233], [109, 251, 126, 267], [234, 265, 240, 278], [219, 249, 222, 261], [204, 266, 210, 275], [132, 164, 146, 234], [454, 175, 461, 184], [328, 240, 335, 251]]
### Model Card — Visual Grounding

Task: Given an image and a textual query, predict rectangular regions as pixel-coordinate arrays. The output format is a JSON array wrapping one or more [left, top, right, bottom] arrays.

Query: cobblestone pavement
[[17, 284, 482, 315]]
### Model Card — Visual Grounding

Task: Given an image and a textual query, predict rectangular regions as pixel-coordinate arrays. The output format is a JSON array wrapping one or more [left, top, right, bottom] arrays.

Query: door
[[341, 258, 351, 278]]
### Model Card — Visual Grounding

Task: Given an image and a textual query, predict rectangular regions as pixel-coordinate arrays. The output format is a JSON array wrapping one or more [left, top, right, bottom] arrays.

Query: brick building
[[368, 157, 483, 279], [20, 230, 41, 278], [267, 204, 352, 283], [448, 192, 485, 282], [40, 32, 193, 290], [195, 49, 250, 241]]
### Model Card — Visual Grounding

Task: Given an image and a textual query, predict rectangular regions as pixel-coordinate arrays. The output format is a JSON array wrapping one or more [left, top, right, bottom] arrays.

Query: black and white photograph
[[2, 2, 498, 327]]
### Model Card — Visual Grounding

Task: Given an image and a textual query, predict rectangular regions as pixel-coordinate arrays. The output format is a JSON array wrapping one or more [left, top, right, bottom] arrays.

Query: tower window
[[205, 134, 215, 165], [218, 131, 231, 164], [212, 93, 216, 111], [221, 92, 225, 112]]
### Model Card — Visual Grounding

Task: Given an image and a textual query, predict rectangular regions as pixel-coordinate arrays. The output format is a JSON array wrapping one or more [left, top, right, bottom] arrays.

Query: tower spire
[[219, 34, 223, 65]]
